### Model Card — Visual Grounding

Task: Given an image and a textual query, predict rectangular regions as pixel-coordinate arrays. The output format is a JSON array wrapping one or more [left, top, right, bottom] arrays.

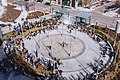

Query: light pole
[[51, 39, 52, 54], [75, 17, 78, 39], [70, 0, 72, 7], [117, 41, 120, 54], [0, 27, 3, 40], [107, 25, 111, 40], [70, 36, 72, 56], [39, 30, 40, 47], [75, 26, 77, 39], [114, 21, 119, 46], [96, 55, 102, 79], [94, 22, 97, 33], [21, 20, 24, 39], [50, 0, 52, 13], [47, 28, 49, 37], [62, 23, 63, 35]]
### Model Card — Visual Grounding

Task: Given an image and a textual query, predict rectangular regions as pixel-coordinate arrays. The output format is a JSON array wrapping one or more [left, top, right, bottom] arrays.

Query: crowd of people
[[0, 14, 119, 80], [75, 25, 117, 80], [0, 16, 67, 80]]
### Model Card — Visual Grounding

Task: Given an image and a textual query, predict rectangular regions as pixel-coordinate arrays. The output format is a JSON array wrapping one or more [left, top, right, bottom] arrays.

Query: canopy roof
[[60, 15, 75, 25], [76, 12, 92, 19], [54, 8, 68, 15]]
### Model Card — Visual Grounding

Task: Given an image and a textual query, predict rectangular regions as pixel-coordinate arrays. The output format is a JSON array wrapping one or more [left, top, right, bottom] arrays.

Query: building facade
[[51, 0, 98, 8], [6, 0, 98, 8]]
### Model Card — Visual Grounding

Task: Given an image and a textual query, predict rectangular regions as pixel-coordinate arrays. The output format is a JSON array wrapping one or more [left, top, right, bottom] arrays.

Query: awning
[[76, 12, 92, 19]]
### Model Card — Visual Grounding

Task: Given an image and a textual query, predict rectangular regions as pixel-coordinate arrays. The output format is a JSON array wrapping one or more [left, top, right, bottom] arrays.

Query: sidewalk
[[15, 6, 28, 24]]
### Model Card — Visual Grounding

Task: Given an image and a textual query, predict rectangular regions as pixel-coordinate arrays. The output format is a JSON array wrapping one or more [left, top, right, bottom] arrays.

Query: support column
[[70, 0, 72, 7], [1, 0, 7, 6]]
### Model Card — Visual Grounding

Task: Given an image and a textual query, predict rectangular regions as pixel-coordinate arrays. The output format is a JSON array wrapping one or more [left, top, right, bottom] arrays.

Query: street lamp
[[0, 27, 3, 40], [114, 21, 119, 46], [75, 17, 78, 39], [51, 39, 52, 54], [33, 0, 35, 11], [96, 55, 102, 79], [69, 33, 72, 56]]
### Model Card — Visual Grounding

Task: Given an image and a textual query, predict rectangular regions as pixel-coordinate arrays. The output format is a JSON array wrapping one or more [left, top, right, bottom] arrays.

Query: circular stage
[[36, 34, 86, 60]]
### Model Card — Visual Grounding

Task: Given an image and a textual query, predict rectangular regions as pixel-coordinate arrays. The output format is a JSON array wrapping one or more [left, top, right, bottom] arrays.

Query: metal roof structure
[[75, 12, 92, 19], [54, 7, 68, 15], [60, 15, 75, 25]]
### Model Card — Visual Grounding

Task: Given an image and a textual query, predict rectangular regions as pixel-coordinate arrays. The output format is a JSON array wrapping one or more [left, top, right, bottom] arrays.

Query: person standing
[[35, 50, 38, 57]]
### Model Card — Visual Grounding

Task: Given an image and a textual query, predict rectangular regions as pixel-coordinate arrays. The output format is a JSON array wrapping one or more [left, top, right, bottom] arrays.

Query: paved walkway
[[15, 6, 28, 24]]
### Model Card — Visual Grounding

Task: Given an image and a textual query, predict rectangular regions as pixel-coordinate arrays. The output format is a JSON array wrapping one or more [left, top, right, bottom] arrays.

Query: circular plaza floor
[[36, 34, 86, 60], [24, 25, 110, 79]]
